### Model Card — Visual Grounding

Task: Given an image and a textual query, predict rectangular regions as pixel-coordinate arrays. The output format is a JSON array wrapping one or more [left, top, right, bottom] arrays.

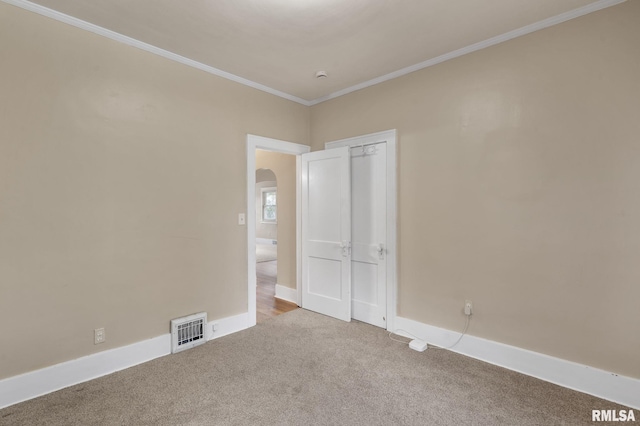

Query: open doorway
[[254, 164, 296, 322], [246, 136, 310, 328], [255, 168, 278, 261]]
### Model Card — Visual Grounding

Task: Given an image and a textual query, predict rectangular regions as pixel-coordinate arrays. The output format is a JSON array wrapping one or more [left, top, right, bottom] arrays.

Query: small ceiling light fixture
[[315, 70, 328, 79]]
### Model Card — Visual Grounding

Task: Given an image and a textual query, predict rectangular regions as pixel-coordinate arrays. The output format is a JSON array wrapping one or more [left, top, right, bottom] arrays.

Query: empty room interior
[[1, 0, 639, 424]]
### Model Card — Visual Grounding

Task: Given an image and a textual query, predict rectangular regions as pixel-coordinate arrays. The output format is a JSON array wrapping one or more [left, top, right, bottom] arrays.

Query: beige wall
[[310, 1, 640, 379], [0, 3, 309, 379], [255, 151, 297, 289]]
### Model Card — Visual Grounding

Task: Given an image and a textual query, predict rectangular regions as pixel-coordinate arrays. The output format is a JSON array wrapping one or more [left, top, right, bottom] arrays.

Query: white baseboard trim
[[208, 312, 250, 340], [0, 334, 170, 410], [256, 238, 276, 245], [393, 316, 640, 410], [0, 311, 252, 410], [275, 284, 298, 304]]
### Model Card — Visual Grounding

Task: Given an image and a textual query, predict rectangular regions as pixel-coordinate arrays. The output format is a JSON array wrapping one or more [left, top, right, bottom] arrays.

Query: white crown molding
[[0, 312, 250, 409], [2, 0, 625, 107], [308, 0, 627, 106], [0, 0, 312, 106], [394, 316, 640, 410]]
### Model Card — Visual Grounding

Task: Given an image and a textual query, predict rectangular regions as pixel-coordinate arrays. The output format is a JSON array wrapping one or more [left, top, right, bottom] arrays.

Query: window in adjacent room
[[261, 187, 277, 223]]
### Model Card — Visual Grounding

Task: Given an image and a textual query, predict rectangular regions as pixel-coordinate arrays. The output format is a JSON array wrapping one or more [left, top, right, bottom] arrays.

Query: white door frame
[[325, 129, 398, 332], [246, 135, 310, 327]]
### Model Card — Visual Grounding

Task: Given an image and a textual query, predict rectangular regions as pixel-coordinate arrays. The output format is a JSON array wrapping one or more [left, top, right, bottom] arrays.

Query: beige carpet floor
[[0, 309, 629, 425]]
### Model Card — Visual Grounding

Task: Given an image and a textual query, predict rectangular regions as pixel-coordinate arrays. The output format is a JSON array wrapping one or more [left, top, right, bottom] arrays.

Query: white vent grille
[[171, 312, 207, 354]]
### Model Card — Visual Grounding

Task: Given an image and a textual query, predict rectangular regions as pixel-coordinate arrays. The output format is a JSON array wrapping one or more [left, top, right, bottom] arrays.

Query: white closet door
[[301, 147, 352, 322], [350, 143, 387, 328]]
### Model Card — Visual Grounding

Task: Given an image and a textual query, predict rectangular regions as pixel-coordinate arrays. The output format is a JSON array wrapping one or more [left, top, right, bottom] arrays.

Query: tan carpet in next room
[[0, 309, 630, 425]]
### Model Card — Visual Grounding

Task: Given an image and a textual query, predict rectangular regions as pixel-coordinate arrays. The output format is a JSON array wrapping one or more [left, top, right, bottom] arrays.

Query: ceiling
[[10, 0, 621, 105]]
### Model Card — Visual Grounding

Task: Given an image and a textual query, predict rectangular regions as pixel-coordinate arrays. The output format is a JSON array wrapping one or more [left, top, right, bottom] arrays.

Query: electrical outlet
[[94, 328, 106, 344], [464, 300, 473, 316], [238, 213, 246, 225]]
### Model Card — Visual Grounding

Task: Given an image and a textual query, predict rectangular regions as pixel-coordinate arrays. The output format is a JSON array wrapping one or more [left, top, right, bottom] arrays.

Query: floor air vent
[[171, 312, 207, 354]]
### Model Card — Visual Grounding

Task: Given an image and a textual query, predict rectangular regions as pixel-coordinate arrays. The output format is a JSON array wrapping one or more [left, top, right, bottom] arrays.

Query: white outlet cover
[[94, 328, 106, 344], [238, 213, 246, 225]]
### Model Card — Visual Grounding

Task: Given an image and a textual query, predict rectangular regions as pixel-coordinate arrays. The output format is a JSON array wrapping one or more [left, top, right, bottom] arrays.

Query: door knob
[[377, 243, 385, 259], [340, 241, 351, 257]]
